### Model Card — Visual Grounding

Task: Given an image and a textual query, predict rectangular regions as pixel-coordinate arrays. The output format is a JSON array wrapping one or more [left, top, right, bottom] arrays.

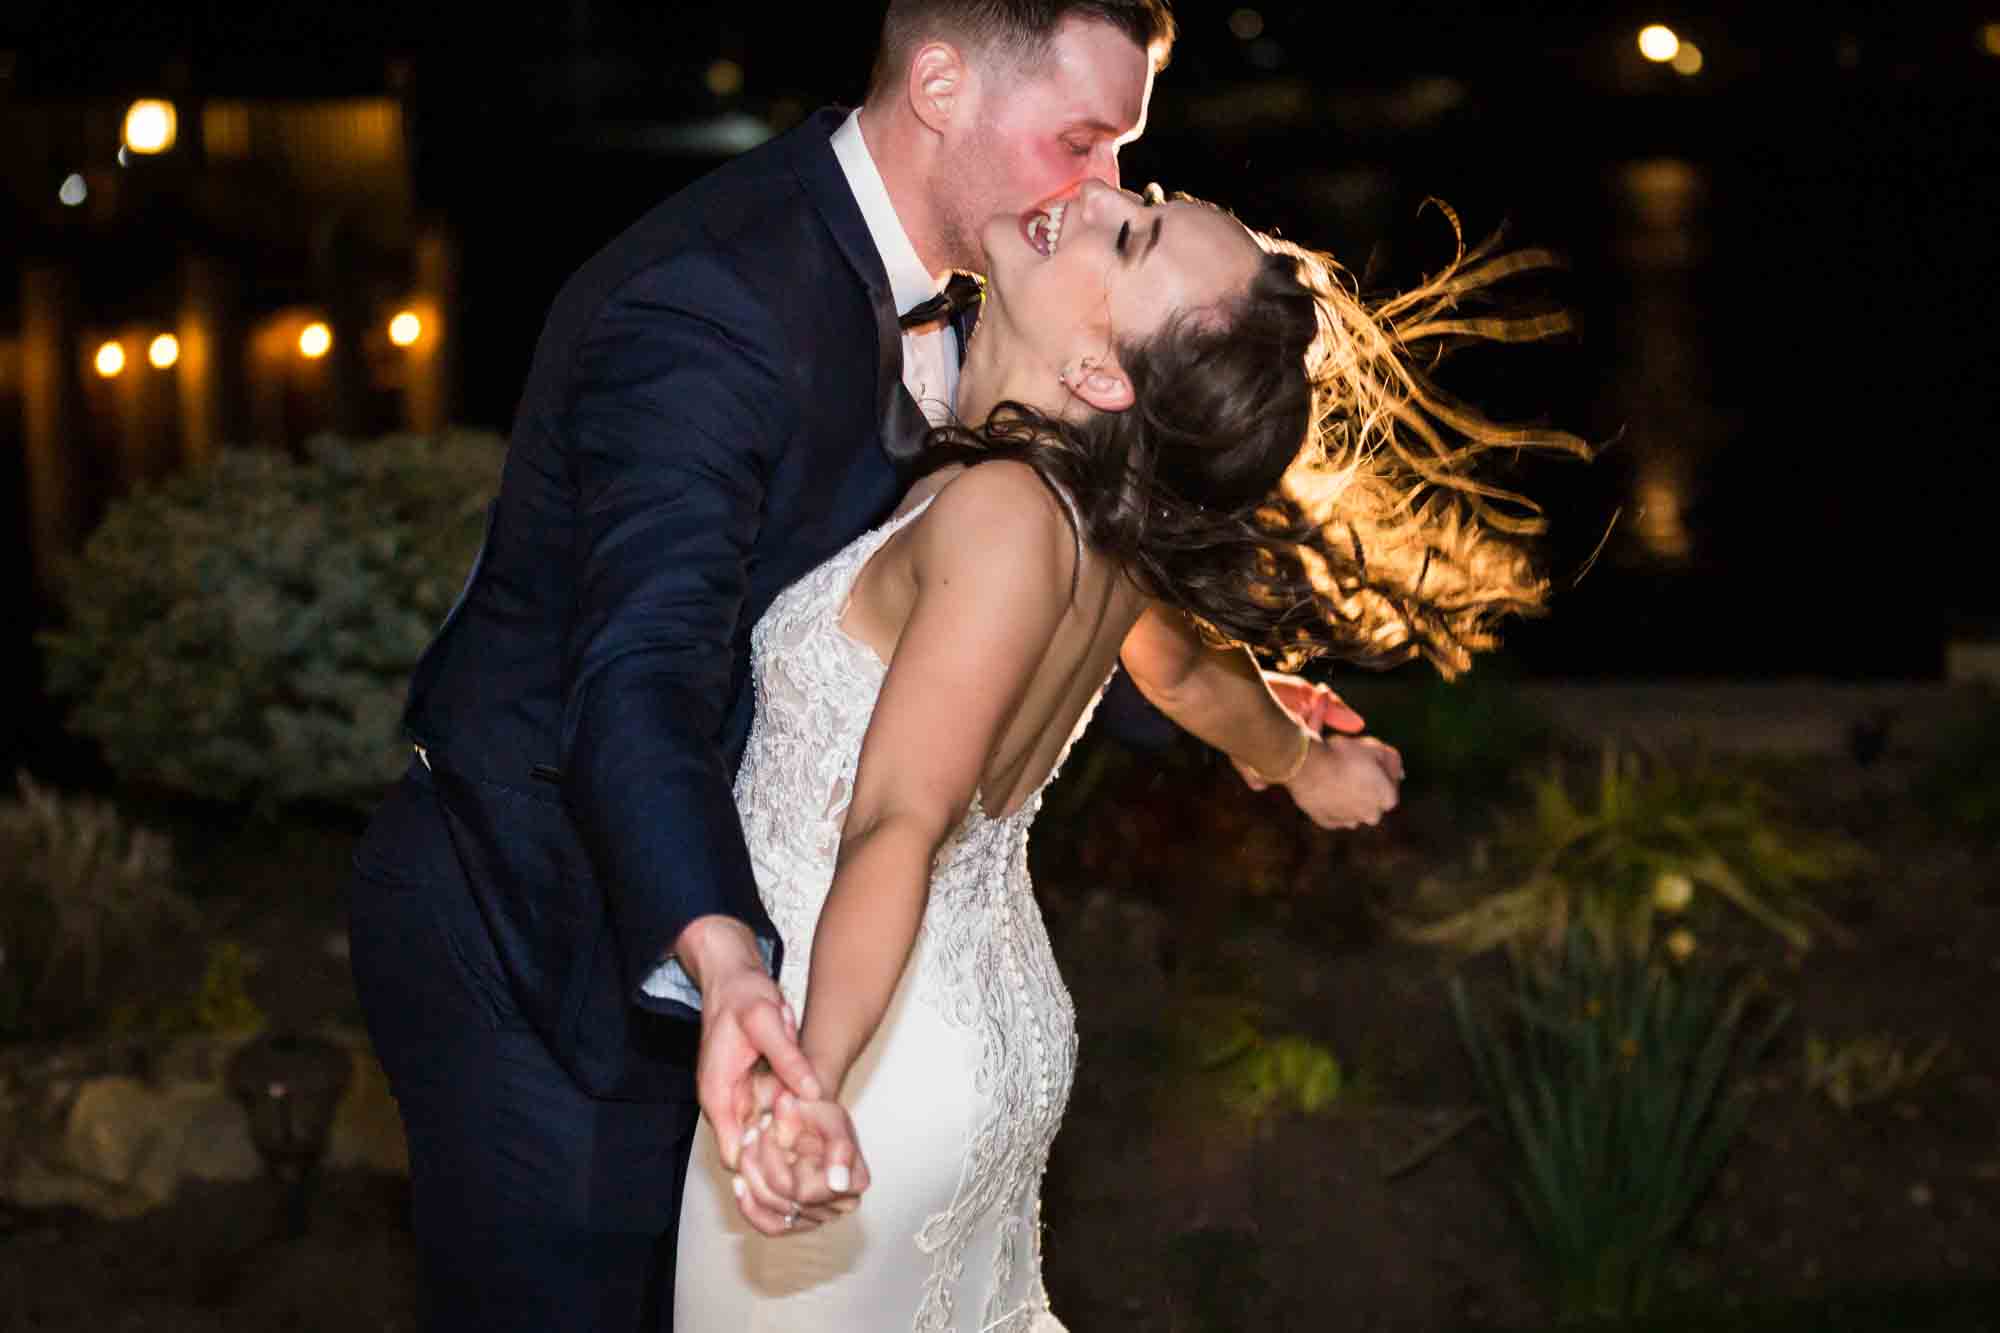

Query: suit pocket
[[349, 766, 528, 1032]]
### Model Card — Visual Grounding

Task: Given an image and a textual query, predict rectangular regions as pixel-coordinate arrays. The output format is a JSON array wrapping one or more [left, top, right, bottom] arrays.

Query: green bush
[[0, 773, 192, 1039], [41, 430, 503, 811], [1407, 746, 1864, 962], [1450, 927, 1790, 1323]]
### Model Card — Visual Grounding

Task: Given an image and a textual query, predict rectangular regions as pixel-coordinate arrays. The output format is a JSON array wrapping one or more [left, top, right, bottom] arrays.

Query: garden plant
[[40, 430, 503, 812]]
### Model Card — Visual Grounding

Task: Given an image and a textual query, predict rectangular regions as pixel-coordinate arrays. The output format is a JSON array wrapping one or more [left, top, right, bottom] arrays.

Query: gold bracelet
[[1247, 729, 1313, 785]]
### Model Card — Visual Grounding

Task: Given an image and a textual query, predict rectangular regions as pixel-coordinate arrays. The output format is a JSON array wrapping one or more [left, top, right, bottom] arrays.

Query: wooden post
[[405, 222, 459, 435], [177, 254, 247, 468], [20, 265, 84, 592]]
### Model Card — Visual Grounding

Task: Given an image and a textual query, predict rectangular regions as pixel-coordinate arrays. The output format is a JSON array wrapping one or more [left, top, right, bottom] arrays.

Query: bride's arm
[[1120, 605, 1402, 829], [800, 464, 1075, 1095]]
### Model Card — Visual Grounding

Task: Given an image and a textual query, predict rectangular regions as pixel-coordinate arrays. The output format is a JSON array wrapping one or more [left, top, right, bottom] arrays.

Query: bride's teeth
[[1027, 214, 1047, 251]]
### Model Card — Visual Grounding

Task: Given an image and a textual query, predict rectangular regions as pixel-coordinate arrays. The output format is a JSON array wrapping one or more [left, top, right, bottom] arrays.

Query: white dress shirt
[[830, 109, 961, 426]]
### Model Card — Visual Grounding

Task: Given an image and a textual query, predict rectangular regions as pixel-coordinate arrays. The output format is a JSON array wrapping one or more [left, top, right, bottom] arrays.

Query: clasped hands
[[1242, 673, 1404, 829], [683, 920, 870, 1236]]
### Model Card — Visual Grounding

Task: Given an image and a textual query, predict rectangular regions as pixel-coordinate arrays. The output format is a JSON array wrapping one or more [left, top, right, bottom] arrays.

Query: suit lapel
[[787, 108, 928, 465]]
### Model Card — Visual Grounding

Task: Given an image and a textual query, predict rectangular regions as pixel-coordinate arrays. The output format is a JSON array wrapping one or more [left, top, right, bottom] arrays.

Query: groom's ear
[[908, 41, 970, 133], [1069, 362, 1135, 415]]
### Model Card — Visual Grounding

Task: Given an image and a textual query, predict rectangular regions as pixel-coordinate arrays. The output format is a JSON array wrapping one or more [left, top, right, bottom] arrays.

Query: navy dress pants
[[347, 764, 700, 1333]]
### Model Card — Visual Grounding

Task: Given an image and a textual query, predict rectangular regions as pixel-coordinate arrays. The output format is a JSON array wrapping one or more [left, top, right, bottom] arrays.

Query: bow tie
[[898, 272, 984, 331]]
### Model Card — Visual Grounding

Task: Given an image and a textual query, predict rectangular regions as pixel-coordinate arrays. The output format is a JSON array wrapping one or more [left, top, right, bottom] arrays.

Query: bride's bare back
[[675, 463, 1127, 1332]]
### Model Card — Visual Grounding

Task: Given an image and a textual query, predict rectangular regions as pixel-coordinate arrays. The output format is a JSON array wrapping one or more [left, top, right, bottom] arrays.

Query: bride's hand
[[733, 1091, 871, 1235], [1281, 733, 1404, 829]]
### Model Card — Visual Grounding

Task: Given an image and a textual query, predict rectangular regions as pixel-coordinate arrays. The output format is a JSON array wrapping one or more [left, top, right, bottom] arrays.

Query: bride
[[674, 178, 1582, 1331]]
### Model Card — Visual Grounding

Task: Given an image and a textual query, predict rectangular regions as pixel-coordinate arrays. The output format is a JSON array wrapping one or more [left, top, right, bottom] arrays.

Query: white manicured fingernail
[[742, 1125, 760, 1148], [731, 1175, 747, 1200], [827, 1164, 851, 1193]]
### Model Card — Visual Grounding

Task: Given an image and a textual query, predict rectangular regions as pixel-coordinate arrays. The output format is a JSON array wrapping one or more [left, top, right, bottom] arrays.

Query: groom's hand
[[1235, 674, 1366, 791], [676, 915, 823, 1172], [734, 1090, 871, 1235]]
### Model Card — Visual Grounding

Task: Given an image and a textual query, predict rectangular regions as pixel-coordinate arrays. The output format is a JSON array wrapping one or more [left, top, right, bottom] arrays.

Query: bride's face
[[974, 180, 1262, 415]]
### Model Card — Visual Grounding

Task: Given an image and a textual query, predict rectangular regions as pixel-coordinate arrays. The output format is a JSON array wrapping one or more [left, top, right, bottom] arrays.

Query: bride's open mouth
[[1021, 201, 1068, 257]]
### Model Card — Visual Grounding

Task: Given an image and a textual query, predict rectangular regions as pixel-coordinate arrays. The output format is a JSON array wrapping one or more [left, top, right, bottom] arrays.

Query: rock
[[62, 1076, 171, 1191], [328, 1046, 407, 1174], [8, 1147, 151, 1219], [2, 1073, 260, 1218], [155, 1031, 260, 1085], [177, 1089, 261, 1183]]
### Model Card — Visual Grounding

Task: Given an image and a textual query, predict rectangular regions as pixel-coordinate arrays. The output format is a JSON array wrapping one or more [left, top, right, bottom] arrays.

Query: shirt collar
[[830, 109, 944, 317]]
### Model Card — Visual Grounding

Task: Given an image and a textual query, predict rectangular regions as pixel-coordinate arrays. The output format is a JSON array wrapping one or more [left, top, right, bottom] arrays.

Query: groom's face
[[941, 18, 1156, 271]]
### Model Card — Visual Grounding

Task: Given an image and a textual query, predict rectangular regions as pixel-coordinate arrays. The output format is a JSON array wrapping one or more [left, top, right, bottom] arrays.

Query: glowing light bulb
[[1671, 41, 1704, 76], [148, 334, 180, 369], [389, 311, 423, 347], [299, 322, 332, 359], [706, 60, 743, 97], [122, 99, 178, 154], [1638, 24, 1681, 63], [95, 342, 127, 378]]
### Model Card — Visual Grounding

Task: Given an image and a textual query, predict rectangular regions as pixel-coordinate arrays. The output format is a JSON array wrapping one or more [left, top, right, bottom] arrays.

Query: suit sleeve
[[559, 252, 796, 1020]]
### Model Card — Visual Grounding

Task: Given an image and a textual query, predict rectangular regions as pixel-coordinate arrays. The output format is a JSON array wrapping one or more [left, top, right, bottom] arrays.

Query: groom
[[350, 2, 1390, 1329]]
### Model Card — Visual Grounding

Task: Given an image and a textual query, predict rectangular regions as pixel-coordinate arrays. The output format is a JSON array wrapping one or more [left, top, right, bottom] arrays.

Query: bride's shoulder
[[909, 461, 1078, 580]]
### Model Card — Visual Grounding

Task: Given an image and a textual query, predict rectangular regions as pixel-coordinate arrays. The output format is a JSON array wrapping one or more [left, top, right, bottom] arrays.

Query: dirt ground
[[3, 737, 1997, 1331]]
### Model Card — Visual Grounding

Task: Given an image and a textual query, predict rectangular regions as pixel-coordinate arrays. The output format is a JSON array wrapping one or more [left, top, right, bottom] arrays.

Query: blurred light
[[1981, 22, 2000, 57], [203, 101, 252, 159], [1634, 475, 1692, 561], [1247, 37, 1283, 70], [705, 59, 743, 97], [1671, 41, 1704, 76], [58, 173, 87, 206], [1638, 24, 1681, 63], [298, 323, 332, 359], [95, 342, 126, 378], [148, 334, 180, 370], [388, 311, 423, 346], [122, 99, 178, 154], [1228, 8, 1264, 41], [116, 145, 130, 168]]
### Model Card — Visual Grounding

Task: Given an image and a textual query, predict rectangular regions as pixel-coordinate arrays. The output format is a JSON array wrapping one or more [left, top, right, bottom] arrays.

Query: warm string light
[[94, 342, 126, 378], [122, 99, 178, 154], [389, 311, 423, 346], [1638, 24, 1681, 63], [298, 323, 333, 360], [148, 334, 180, 369]]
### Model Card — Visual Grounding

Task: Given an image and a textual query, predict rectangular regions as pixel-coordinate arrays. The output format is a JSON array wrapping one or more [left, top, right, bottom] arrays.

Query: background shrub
[[41, 430, 503, 812], [0, 773, 191, 1039]]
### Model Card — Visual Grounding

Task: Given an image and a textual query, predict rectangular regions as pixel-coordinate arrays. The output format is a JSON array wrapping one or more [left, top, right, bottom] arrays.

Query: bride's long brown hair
[[922, 203, 1592, 677]]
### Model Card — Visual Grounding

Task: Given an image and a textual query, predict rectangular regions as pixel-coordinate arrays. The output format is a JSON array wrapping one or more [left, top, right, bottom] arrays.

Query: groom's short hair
[[866, 0, 1177, 101]]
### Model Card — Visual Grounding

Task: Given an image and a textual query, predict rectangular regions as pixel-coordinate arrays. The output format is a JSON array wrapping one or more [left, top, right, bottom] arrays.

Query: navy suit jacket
[[391, 109, 930, 1102]]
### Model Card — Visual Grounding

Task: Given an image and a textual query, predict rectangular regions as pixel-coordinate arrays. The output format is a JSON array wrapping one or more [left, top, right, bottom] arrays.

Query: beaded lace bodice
[[732, 493, 1102, 1333]]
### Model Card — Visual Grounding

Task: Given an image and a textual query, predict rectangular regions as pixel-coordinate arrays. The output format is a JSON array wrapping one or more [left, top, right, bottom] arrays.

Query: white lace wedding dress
[[675, 494, 1102, 1333]]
